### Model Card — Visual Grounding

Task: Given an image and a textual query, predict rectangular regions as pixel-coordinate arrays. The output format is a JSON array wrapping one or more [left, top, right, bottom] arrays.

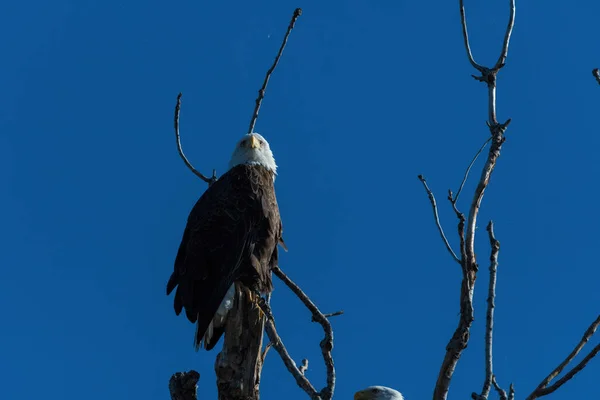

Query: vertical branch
[[431, 1, 515, 400], [472, 222, 501, 400], [482, 222, 500, 397], [248, 8, 302, 135]]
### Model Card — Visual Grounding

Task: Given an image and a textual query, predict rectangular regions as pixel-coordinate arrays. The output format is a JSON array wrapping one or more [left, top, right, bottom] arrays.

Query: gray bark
[[215, 284, 266, 400]]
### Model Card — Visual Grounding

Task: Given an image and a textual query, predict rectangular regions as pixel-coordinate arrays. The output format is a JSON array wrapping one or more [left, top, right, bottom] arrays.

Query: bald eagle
[[166, 132, 285, 350], [354, 386, 404, 400]]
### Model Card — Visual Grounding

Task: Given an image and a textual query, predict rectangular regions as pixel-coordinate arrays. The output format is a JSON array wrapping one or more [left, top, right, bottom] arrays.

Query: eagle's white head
[[229, 132, 277, 175], [354, 386, 404, 400]]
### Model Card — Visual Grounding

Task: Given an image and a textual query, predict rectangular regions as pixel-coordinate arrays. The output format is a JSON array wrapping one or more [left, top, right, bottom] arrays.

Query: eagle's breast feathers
[[166, 161, 283, 350]]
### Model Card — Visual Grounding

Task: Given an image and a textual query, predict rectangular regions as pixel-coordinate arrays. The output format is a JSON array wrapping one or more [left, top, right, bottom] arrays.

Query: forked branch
[[429, 2, 515, 400], [271, 266, 337, 400], [492, 377, 514, 400], [526, 315, 600, 400], [260, 301, 320, 399], [172, 8, 303, 185]]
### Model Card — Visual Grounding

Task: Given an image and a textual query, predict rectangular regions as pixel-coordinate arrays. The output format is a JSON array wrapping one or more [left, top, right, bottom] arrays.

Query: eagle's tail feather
[[191, 282, 236, 351]]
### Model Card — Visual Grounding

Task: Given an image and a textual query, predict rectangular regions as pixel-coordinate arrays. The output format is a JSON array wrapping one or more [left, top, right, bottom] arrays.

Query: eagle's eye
[[371, 388, 380, 393], [240, 139, 247, 147]]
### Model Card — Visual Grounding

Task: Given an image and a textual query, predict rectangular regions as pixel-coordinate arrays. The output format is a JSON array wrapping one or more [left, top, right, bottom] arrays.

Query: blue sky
[[1, 0, 599, 399]]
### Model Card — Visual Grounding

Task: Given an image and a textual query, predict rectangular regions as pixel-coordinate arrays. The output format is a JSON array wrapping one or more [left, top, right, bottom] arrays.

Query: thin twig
[[173, 93, 218, 186], [313, 310, 344, 322], [299, 359, 309, 375], [272, 266, 336, 400], [261, 341, 273, 365], [453, 137, 492, 204], [592, 68, 600, 85], [447, 190, 467, 263], [526, 314, 600, 400], [248, 8, 302, 135], [418, 175, 461, 264]]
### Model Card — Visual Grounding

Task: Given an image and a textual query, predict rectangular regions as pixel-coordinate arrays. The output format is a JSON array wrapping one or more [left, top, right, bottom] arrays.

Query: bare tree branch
[[526, 314, 600, 400], [452, 137, 492, 205], [314, 310, 344, 322], [173, 8, 303, 185], [494, 0, 516, 69], [482, 222, 500, 398], [447, 190, 467, 262], [431, 2, 515, 399], [459, 0, 485, 72], [173, 93, 218, 186], [593, 68, 600, 85], [248, 8, 302, 135], [418, 175, 461, 264], [169, 371, 200, 400], [299, 359, 309, 375], [491, 376, 508, 400], [472, 222, 502, 400], [272, 266, 336, 400], [260, 300, 320, 400]]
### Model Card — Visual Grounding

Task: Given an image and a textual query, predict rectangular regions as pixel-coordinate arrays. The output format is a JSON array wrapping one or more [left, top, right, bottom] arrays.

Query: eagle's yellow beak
[[250, 135, 260, 149]]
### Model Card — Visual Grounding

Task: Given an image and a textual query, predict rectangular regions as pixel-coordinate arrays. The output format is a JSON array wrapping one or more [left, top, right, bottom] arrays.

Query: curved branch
[[459, 0, 484, 72], [494, 0, 516, 69], [260, 301, 320, 400], [418, 175, 461, 264], [272, 266, 336, 400], [247, 8, 302, 135], [173, 93, 218, 186]]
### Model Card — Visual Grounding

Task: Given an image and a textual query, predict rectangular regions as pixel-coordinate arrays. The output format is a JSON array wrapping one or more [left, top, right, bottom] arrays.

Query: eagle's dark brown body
[[166, 164, 284, 350]]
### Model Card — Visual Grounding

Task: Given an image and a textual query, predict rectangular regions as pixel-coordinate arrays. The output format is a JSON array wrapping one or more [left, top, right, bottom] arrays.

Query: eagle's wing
[[166, 165, 281, 350]]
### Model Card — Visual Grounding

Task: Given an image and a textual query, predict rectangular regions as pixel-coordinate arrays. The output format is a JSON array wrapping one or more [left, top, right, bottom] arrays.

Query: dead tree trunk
[[215, 284, 266, 400]]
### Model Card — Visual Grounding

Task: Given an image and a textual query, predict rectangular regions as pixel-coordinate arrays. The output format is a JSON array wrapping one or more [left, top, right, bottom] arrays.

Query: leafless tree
[[167, 2, 599, 400], [419, 1, 600, 400]]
